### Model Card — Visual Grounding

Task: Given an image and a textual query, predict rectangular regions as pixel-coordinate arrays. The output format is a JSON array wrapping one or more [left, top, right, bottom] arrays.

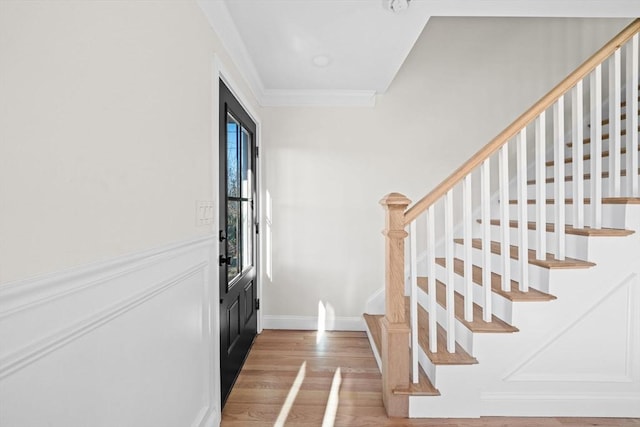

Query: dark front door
[[219, 80, 258, 407]]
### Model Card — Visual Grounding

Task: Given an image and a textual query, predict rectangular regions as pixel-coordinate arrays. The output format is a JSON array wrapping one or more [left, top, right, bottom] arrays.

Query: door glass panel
[[227, 116, 240, 198], [241, 200, 252, 272], [241, 128, 251, 198], [227, 200, 240, 282]]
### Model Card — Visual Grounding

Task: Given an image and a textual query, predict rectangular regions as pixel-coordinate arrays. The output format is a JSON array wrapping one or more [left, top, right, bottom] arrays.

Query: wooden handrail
[[404, 18, 640, 225]]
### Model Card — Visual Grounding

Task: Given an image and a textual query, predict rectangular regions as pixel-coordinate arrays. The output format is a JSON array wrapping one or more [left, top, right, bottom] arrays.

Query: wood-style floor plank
[[221, 330, 639, 426]]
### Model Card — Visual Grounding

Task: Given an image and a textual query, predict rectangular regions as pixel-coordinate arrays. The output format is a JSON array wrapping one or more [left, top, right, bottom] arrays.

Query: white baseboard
[[262, 315, 365, 331], [480, 392, 640, 417]]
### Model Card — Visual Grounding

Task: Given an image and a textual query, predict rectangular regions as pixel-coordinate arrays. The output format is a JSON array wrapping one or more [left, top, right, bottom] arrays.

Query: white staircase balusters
[[426, 205, 437, 353], [499, 146, 511, 291], [572, 81, 585, 228], [372, 21, 640, 418], [591, 64, 603, 229], [610, 49, 622, 197], [481, 159, 492, 322], [517, 127, 529, 292], [409, 221, 419, 384], [445, 190, 456, 352], [463, 174, 473, 321], [535, 111, 547, 260], [554, 96, 566, 260], [627, 34, 639, 197]]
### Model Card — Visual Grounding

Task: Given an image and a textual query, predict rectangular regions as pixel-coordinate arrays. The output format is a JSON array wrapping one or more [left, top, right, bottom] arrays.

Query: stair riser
[[562, 127, 639, 153], [434, 263, 514, 325], [544, 150, 639, 176], [528, 176, 638, 198], [417, 288, 476, 356], [453, 244, 552, 293], [506, 203, 631, 229], [488, 225, 591, 260]]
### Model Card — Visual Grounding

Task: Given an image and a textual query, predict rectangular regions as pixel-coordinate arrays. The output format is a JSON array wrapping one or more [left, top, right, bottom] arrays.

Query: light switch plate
[[196, 200, 214, 226]]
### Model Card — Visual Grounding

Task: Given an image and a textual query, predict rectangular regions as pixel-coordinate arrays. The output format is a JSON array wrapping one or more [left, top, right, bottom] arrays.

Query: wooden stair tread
[[546, 146, 640, 167], [526, 168, 640, 185], [393, 369, 440, 396], [509, 197, 640, 205], [416, 277, 518, 333], [417, 305, 478, 365], [363, 313, 382, 357], [566, 125, 640, 147], [486, 219, 635, 237], [454, 238, 595, 269], [435, 258, 556, 302], [620, 96, 640, 108], [600, 109, 640, 127], [364, 313, 441, 397]]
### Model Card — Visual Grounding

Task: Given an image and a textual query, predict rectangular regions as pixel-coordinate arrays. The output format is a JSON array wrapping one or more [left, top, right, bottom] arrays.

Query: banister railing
[[379, 18, 640, 417], [404, 18, 640, 225]]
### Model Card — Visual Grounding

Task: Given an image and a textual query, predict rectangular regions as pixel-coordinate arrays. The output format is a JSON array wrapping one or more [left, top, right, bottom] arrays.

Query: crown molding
[[260, 90, 377, 108], [196, 0, 266, 103], [196, 0, 637, 108], [196, 0, 378, 107], [422, 0, 640, 18]]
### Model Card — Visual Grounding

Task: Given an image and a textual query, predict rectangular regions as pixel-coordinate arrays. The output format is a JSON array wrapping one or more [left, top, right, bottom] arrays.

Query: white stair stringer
[[408, 205, 640, 418]]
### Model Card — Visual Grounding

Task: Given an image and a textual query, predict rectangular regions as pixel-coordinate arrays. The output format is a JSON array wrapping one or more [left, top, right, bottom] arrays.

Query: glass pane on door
[[241, 128, 251, 198], [227, 200, 240, 282], [241, 200, 252, 272], [227, 115, 240, 198]]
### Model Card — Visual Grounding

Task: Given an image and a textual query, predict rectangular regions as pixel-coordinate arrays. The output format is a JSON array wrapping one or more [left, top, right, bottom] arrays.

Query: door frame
[[210, 55, 263, 415]]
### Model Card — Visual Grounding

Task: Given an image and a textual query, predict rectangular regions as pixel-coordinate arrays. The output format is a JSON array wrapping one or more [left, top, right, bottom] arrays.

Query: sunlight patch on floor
[[273, 361, 306, 427], [321, 367, 342, 427]]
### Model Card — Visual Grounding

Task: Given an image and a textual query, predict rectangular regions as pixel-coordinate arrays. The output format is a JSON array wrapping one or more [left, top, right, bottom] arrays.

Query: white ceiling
[[197, 0, 640, 107]]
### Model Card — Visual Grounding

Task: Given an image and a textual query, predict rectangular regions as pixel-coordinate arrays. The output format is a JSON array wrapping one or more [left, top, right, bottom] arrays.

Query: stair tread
[[486, 219, 635, 237], [363, 313, 383, 357], [393, 369, 441, 396], [364, 313, 441, 396], [546, 146, 640, 167], [600, 110, 640, 128], [417, 305, 478, 365], [435, 258, 556, 302], [454, 238, 596, 269], [526, 168, 640, 185], [416, 276, 518, 333], [509, 197, 640, 205], [566, 125, 640, 147]]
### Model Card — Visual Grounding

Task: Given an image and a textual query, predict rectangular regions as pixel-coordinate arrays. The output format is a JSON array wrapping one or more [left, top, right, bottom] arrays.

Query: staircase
[[364, 19, 640, 418]]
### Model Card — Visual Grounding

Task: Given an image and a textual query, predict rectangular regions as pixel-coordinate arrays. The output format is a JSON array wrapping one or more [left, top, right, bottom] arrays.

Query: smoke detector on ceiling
[[384, 0, 410, 13]]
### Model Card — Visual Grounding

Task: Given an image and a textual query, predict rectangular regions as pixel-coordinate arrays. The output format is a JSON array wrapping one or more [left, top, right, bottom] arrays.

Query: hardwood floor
[[221, 330, 639, 427]]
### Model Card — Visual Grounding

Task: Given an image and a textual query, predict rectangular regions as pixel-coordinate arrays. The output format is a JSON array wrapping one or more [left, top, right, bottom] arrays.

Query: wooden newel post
[[379, 192, 411, 417]]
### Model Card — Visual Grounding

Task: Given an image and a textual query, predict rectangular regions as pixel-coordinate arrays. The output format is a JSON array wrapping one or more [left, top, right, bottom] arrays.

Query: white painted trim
[[197, 409, 221, 427], [197, 0, 264, 104], [480, 392, 640, 417], [0, 262, 208, 380], [0, 235, 214, 317], [212, 54, 263, 333], [262, 315, 365, 331], [197, 0, 636, 107], [0, 236, 219, 427], [260, 90, 376, 108]]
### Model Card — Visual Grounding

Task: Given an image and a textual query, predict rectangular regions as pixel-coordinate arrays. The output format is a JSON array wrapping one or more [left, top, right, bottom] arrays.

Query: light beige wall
[[261, 17, 631, 320], [0, 0, 257, 283]]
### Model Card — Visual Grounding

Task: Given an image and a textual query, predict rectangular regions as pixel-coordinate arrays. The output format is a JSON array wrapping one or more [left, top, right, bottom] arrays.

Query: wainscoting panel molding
[[0, 236, 219, 427]]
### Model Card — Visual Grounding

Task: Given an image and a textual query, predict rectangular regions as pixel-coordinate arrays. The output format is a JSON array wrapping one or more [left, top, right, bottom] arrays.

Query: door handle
[[219, 255, 232, 266], [219, 230, 226, 242]]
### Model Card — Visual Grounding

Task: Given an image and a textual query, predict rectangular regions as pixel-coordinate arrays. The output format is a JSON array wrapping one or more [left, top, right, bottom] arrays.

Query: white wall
[[260, 17, 631, 324], [0, 1, 259, 426], [0, 0, 257, 284]]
